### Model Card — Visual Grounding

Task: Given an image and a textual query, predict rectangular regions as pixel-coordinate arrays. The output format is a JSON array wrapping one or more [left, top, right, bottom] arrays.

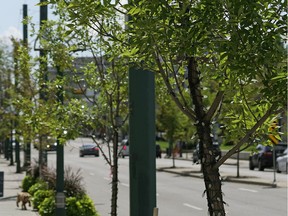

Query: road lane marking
[[238, 188, 258, 193], [89, 172, 95, 176], [121, 183, 130, 187], [183, 203, 203, 211], [104, 177, 110, 181]]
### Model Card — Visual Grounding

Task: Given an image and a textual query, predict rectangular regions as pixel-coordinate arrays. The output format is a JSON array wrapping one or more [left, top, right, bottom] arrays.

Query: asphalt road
[[33, 138, 287, 216]]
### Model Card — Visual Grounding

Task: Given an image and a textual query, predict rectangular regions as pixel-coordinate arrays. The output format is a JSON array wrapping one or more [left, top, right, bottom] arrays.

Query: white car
[[276, 148, 288, 173], [118, 139, 129, 158]]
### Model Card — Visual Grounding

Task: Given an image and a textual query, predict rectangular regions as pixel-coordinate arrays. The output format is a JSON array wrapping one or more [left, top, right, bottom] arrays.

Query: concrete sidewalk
[[158, 155, 287, 188], [0, 156, 38, 216]]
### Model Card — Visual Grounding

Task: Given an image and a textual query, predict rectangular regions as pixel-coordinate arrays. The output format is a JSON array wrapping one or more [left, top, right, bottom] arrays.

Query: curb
[[157, 168, 281, 187], [0, 195, 17, 201]]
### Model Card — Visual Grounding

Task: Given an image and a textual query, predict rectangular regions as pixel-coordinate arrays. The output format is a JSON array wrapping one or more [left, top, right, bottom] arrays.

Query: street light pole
[[55, 66, 66, 216], [23, 4, 31, 171], [38, 0, 48, 177]]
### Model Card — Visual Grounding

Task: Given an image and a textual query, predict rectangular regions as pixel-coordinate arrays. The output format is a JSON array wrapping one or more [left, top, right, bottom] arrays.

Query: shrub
[[27, 159, 40, 179], [21, 175, 36, 192], [40, 166, 86, 198], [32, 189, 54, 210], [66, 195, 99, 216], [64, 167, 86, 198], [28, 180, 48, 196], [38, 196, 55, 216]]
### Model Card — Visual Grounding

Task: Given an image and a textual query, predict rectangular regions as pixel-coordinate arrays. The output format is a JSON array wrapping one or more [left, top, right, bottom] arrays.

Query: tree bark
[[111, 130, 119, 216], [187, 57, 225, 215]]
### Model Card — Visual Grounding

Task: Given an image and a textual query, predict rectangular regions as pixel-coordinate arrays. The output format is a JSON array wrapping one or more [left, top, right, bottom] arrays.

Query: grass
[[156, 140, 255, 153], [156, 141, 170, 150]]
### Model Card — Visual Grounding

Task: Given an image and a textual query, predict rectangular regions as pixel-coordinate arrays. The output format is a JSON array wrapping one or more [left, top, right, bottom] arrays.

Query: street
[[33, 138, 287, 216]]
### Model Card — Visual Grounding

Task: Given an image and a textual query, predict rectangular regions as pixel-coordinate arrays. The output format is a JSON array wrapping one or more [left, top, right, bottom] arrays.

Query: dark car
[[249, 143, 287, 171], [156, 144, 162, 158], [79, 144, 99, 157], [46, 142, 57, 151], [193, 143, 221, 164]]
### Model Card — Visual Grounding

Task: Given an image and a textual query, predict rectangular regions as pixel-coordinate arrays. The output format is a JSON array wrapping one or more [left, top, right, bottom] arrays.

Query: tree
[[69, 26, 129, 216], [0, 41, 14, 159], [156, 93, 194, 165], [33, 9, 130, 215], [50, 0, 287, 215]]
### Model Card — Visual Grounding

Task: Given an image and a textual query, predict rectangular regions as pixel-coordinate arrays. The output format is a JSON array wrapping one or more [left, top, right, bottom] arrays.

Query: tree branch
[[154, 51, 196, 121], [214, 106, 284, 169], [204, 90, 224, 122]]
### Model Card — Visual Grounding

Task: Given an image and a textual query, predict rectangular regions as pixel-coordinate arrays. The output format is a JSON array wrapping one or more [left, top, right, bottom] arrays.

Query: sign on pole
[[268, 118, 280, 145]]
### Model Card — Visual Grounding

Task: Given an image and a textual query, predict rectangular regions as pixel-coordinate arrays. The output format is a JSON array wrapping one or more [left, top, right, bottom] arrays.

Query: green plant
[[32, 189, 54, 210], [66, 195, 99, 216], [64, 166, 86, 198], [21, 175, 35, 192], [38, 196, 55, 216], [40, 166, 86, 198], [28, 180, 48, 196]]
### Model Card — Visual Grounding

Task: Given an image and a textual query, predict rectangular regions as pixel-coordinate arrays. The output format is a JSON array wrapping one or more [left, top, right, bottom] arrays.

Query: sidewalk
[[158, 154, 288, 188], [0, 156, 38, 216]]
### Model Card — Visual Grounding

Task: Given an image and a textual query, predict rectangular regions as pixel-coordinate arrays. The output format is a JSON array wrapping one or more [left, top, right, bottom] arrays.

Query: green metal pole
[[5, 137, 9, 160], [129, 67, 156, 216], [9, 122, 14, 166], [15, 138, 21, 173], [39, 0, 48, 178], [23, 4, 28, 46], [55, 66, 65, 216], [23, 4, 31, 170]]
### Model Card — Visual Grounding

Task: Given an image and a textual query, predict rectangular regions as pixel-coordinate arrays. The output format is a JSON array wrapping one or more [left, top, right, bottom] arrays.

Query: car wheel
[[258, 160, 264, 171], [276, 162, 281, 173], [80, 154, 84, 157]]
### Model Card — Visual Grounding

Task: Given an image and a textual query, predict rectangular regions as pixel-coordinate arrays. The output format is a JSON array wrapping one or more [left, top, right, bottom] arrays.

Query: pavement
[[0, 156, 38, 216], [158, 155, 288, 188], [0, 153, 287, 216]]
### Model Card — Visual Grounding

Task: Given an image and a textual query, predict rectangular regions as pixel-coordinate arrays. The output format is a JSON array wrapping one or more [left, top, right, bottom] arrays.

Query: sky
[[0, 1, 92, 57], [0, 0, 50, 47]]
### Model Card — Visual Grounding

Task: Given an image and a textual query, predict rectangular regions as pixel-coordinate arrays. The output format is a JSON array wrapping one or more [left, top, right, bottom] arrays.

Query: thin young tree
[[51, 1, 287, 215]]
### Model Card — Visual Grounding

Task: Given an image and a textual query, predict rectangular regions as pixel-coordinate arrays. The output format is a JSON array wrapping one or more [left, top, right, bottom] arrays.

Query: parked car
[[193, 143, 221, 164], [34, 138, 57, 151], [118, 139, 129, 158], [79, 144, 99, 157], [156, 144, 162, 158], [249, 144, 287, 171], [46, 142, 57, 151], [276, 148, 288, 173]]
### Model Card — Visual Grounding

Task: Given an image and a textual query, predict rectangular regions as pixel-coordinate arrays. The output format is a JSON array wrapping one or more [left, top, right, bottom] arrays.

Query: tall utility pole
[[55, 66, 65, 216], [22, 4, 31, 171], [129, 68, 156, 216], [38, 0, 48, 176], [127, 3, 156, 215], [12, 39, 21, 174]]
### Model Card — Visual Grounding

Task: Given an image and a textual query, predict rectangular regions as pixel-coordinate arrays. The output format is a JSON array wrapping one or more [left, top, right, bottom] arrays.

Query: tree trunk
[[111, 130, 119, 216], [187, 57, 225, 215]]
